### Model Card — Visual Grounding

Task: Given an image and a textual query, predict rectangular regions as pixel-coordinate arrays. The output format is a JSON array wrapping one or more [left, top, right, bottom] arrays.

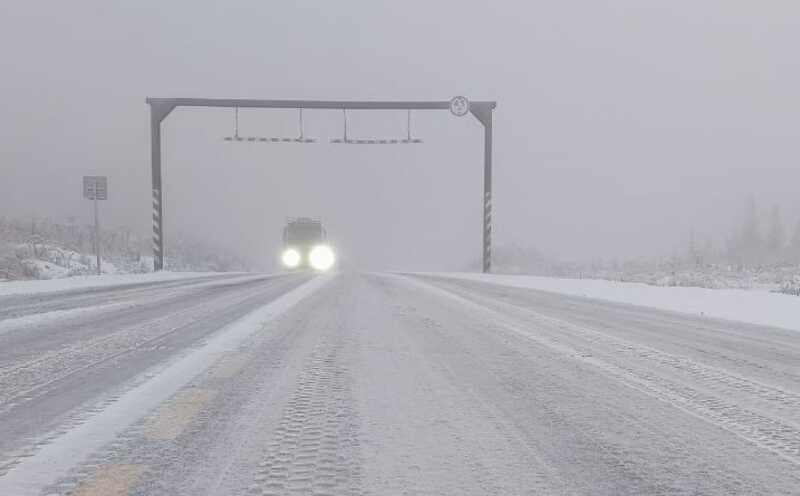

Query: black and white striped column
[[481, 109, 493, 274], [150, 103, 166, 272], [152, 188, 163, 271], [483, 190, 492, 273]]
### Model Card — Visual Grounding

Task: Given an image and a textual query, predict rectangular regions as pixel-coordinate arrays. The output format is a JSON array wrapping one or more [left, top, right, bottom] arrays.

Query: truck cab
[[281, 218, 335, 271]]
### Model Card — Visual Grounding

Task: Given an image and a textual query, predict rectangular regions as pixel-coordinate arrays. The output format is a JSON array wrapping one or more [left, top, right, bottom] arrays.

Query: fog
[[2, 1, 799, 271]]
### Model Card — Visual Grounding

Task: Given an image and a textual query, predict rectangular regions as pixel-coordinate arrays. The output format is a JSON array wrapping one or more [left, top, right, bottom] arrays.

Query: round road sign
[[449, 96, 470, 117]]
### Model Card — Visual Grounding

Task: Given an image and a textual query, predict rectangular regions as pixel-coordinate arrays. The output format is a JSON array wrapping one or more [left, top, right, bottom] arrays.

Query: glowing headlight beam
[[281, 248, 301, 268], [308, 245, 335, 271]]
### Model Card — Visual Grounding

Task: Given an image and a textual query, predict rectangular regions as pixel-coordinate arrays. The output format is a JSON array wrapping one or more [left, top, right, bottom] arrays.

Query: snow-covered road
[[0, 272, 798, 495]]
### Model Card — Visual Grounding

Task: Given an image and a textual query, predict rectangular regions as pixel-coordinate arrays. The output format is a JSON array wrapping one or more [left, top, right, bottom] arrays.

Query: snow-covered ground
[[0, 271, 231, 297], [1, 273, 798, 494], [1, 218, 250, 281], [579, 265, 800, 293], [424, 272, 800, 332], [0, 241, 137, 281], [0, 275, 330, 495]]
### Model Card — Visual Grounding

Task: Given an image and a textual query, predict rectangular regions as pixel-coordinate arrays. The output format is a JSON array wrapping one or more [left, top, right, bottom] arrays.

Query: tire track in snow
[[0, 280, 291, 411], [0, 275, 332, 496], [0, 302, 130, 336], [401, 275, 800, 467], [250, 336, 362, 496], [0, 274, 261, 320], [361, 274, 571, 495]]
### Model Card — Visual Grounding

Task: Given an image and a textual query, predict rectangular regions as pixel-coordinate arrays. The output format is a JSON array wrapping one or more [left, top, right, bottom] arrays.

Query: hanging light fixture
[[222, 107, 244, 141], [294, 108, 315, 143], [225, 108, 316, 143], [330, 109, 423, 144], [402, 109, 423, 144], [330, 109, 349, 144]]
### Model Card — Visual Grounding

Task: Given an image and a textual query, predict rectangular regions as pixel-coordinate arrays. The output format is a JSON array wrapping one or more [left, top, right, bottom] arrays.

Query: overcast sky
[[1, 1, 799, 270]]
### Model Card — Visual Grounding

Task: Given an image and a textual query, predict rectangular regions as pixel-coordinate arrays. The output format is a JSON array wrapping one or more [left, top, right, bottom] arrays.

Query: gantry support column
[[148, 101, 175, 271], [470, 103, 495, 273]]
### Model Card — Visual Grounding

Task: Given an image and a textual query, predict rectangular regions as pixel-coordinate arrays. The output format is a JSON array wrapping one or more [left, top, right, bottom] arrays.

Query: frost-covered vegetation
[[0, 217, 249, 280], [493, 198, 800, 296]]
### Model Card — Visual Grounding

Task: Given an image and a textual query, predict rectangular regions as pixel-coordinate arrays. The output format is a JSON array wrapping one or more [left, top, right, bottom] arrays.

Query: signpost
[[83, 176, 107, 275]]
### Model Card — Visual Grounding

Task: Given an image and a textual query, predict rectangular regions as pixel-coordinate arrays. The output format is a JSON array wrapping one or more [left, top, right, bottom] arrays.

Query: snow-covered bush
[[777, 275, 800, 296], [0, 217, 249, 280]]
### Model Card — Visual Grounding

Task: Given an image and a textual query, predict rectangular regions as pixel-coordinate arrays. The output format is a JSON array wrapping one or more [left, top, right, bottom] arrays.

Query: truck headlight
[[281, 248, 301, 268], [309, 245, 335, 271]]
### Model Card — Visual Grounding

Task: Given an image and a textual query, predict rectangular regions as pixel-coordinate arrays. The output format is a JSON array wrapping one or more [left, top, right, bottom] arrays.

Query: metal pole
[[482, 112, 493, 273], [150, 109, 165, 271], [94, 193, 101, 275]]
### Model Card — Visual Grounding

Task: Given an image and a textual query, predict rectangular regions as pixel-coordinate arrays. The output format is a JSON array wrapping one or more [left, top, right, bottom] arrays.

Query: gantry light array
[[223, 108, 316, 143], [223, 108, 423, 144], [330, 109, 423, 145]]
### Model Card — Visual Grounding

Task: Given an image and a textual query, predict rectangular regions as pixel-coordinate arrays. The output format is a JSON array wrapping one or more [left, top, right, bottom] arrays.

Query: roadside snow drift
[[0, 271, 234, 297], [425, 273, 800, 332]]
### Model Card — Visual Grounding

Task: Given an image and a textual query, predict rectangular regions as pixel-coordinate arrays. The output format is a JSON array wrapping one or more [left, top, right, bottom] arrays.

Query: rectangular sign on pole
[[94, 176, 107, 200], [83, 176, 107, 200], [82, 176, 108, 274]]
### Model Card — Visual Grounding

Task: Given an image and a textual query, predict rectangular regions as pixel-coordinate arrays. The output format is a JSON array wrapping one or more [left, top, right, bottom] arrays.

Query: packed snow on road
[[0, 272, 798, 495]]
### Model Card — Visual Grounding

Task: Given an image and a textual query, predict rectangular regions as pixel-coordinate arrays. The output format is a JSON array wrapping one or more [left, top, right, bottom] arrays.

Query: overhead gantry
[[146, 97, 496, 272]]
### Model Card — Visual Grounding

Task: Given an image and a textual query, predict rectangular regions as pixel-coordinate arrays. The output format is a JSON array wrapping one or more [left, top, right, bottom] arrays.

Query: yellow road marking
[[73, 464, 143, 496], [144, 388, 216, 440], [209, 353, 251, 379]]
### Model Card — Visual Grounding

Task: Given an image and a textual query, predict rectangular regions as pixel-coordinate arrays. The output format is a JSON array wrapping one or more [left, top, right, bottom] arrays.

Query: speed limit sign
[[449, 96, 470, 117]]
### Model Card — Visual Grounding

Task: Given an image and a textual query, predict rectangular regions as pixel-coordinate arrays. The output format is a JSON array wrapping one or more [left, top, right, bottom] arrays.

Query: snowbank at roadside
[[424, 272, 800, 332], [0, 271, 229, 297]]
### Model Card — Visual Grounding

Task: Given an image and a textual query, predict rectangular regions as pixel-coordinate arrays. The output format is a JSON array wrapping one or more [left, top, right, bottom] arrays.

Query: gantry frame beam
[[146, 97, 496, 272]]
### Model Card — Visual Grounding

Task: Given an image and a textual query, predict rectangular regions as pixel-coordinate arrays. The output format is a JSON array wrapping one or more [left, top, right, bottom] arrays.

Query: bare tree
[[766, 205, 786, 263], [730, 195, 763, 267], [790, 218, 800, 264]]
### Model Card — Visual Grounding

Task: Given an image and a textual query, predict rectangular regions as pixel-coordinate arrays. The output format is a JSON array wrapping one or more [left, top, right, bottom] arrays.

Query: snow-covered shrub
[[0, 217, 249, 280], [777, 275, 800, 296], [20, 259, 70, 279]]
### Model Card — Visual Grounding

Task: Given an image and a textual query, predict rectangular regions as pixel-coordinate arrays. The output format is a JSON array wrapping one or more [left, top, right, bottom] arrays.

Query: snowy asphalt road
[[0, 272, 798, 495]]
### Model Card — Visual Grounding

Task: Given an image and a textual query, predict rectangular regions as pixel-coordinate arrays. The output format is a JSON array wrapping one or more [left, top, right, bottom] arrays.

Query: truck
[[280, 217, 335, 271]]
